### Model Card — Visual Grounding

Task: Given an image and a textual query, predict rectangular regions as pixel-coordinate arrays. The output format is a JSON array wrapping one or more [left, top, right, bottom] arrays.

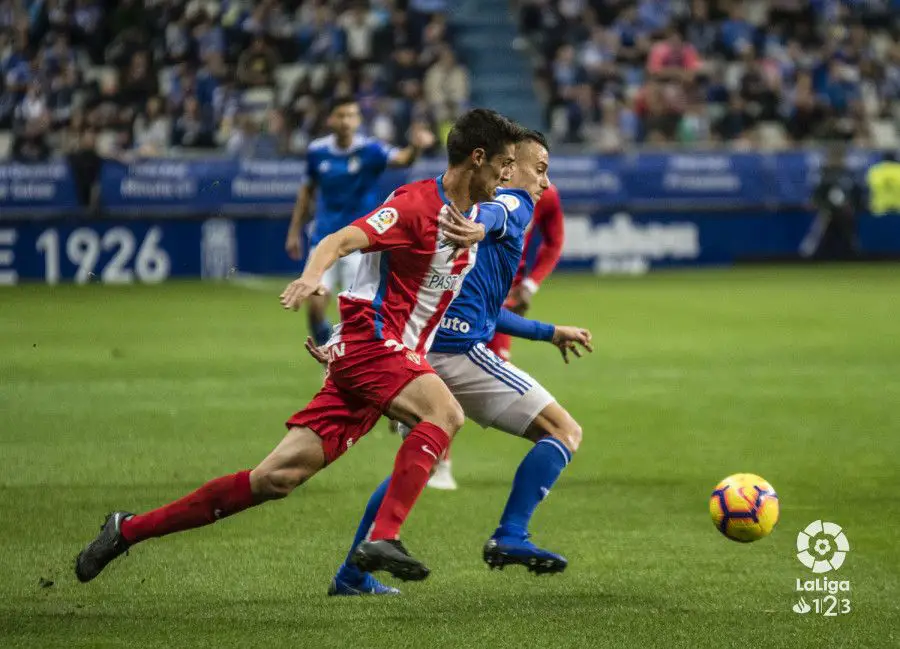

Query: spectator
[[237, 36, 278, 88], [339, 3, 378, 69], [297, 5, 344, 63], [423, 46, 469, 124], [685, 0, 718, 57], [251, 108, 288, 157], [67, 128, 103, 210], [119, 51, 159, 110], [786, 71, 826, 142], [647, 26, 702, 83], [373, 8, 411, 60], [47, 64, 77, 128], [133, 96, 170, 156], [719, 4, 756, 60], [389, 47, 423, 95], [715, 93, 751, 143], [172, 95, 215, 148]]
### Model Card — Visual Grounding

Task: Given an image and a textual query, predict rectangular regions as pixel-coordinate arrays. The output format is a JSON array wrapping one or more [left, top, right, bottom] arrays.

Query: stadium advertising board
[[1, 152, 899, 284]]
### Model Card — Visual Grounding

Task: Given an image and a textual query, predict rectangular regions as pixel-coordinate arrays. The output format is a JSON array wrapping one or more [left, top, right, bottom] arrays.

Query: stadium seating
[[514, 0, 900, 149], [0, 0, 468, 161]]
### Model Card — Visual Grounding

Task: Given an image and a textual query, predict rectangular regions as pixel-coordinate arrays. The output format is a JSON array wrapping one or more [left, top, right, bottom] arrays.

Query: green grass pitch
[[1, 266, 898, 648]]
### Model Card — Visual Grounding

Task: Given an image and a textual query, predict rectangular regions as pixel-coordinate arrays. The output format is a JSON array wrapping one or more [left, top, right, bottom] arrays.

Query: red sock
[[370, 422, 450, 540], [121, 470, 255, 544], [486, 333, 512, 360]]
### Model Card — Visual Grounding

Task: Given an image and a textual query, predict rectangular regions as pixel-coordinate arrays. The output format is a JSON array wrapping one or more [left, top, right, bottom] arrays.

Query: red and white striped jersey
[[330, 177, 479, 353]]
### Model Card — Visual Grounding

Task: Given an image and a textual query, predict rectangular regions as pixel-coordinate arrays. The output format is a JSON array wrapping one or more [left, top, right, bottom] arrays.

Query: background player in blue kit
[[306, 131, 593, 595], [285, 96, 435, 346]]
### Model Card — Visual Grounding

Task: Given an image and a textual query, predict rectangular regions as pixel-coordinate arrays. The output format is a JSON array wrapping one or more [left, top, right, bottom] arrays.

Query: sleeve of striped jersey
[[351, 198, 417, 252], [496, 308, 555, 342], [527, 187, 565, 286]]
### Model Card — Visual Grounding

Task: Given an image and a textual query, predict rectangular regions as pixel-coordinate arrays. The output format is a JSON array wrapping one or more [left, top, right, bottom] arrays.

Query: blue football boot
[[483, 534, 568, 575], [328, 567, 401, 596]]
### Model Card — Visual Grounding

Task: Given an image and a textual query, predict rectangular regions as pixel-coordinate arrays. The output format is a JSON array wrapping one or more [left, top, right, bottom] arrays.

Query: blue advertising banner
[[3, 211, 900, 285], [557, 210, 900, 274], [2, 151, 891, 219], [0, 161, 82, 217]]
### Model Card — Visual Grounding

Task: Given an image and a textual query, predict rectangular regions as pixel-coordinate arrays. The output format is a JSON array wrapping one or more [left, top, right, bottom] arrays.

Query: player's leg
[[427, 447, 457, 491], [75, 427, 327, 583], [329, 476, 400, 596], [485, 400, 581, 574], [351, 372, 465, 580], [428, 343, 578, 573]]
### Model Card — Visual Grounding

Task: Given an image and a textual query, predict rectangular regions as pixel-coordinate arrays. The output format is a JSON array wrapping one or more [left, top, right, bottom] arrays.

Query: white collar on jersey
[[317, 133, 367, 155]]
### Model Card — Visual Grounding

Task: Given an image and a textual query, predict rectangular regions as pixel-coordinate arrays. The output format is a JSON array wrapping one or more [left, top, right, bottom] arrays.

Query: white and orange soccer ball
[[709, 473, 780, 542]]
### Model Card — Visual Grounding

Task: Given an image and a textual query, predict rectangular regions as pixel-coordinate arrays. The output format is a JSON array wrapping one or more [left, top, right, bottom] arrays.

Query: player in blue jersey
[[306, 131, 593, 595], [285, 96, 435, 346]]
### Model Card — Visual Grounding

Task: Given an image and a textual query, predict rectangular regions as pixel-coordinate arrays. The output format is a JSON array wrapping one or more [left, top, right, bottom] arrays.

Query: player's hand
[[551, 326, 593, 364], [304, 336, 329, 365], [440, 202, 485, 250], [410, 122, 436, 150], [506, 284, 533, 315], [280, 277, 325, 310], [285, 227, 302, 261]]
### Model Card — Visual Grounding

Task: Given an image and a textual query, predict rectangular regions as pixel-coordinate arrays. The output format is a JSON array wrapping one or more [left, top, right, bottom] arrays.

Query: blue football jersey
[[430, 188, 535, 354], [305, 134, 397, 246]]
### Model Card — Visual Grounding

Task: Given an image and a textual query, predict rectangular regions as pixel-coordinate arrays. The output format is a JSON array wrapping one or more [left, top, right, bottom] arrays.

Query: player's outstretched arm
[[280, 225, 370, 311], [389, 123, 436, 167], [495, 308, 593, 364]]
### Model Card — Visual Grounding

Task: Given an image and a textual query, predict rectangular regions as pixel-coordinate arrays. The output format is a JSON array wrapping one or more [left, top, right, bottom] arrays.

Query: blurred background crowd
[[0, 0, 467, 161], [1, 0, 899, 162], [521, 0, 900, 148]]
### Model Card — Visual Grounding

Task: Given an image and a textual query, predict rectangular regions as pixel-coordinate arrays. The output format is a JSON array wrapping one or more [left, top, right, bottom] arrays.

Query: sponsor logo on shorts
[[366, 207, 399, 234], [440, 316, 471, 333], [406, 351, 421, 365]]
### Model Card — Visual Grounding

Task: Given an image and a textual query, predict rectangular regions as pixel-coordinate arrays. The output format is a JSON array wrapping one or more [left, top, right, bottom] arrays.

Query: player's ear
[[471, 147, 486, 168]]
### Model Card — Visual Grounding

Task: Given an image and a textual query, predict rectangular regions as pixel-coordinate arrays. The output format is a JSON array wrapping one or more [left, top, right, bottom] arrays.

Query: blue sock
[[336, 476, 391, 583], [312, 319, 332, 347], [495, 437, 572, 539]]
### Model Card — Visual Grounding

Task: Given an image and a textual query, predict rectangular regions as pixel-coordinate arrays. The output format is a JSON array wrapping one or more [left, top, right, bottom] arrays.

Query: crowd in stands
[[0, 0, 468, 162], [517, 0, 900, 149]]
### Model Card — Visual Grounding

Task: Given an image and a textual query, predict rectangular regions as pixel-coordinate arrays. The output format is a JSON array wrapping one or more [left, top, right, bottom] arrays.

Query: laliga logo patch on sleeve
[[496, 193, 521, 212], [367, 207, 399, 234]]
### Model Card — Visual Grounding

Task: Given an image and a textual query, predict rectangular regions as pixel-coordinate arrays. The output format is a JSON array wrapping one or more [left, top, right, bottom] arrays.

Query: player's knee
[[251, 466, 310, 500], [439, 400, 466, 434], [548, 413, 582, 455]]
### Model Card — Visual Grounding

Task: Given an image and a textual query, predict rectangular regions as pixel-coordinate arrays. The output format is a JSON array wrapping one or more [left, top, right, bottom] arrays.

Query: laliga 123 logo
[[792, 520, 852, 617]]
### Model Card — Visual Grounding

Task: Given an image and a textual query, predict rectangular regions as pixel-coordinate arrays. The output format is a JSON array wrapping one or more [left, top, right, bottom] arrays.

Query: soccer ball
[[709, 473, 779, 542]]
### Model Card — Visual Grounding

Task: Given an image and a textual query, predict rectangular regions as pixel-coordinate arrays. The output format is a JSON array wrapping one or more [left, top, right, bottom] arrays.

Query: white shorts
[[427, 343, 556, 436], [316, 248, 362, 293]]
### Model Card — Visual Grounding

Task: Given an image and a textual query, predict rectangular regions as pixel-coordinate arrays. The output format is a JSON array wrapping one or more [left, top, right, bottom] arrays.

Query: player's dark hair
[[329, 95, 358, 113], [520, 129, 550, 153], [446, 108, 524, 166]]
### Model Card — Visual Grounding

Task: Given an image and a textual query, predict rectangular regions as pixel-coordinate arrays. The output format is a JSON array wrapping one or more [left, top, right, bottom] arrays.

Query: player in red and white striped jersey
[[73, 109, 525, 589]]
